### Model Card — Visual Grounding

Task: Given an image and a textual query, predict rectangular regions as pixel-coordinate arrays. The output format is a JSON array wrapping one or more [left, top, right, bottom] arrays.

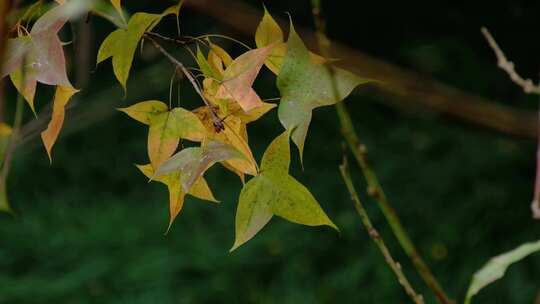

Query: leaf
[[147, 106, 206, 169], [215, 43, 277, 112], [97, 12, 162, 93], [196, 45, 217, 80], [40, 86, 80, 162], [137, 163, 218, 230], [96, 2, 184, 92], [109, 0, 126, 25], [232, 131, 337, 250], [118, 100, 168, 125], [156, 140, 246, 192], [465, 239, 540, 304], [277, 22, 369, 160], [254, 9, 325, 75], [0, 123, 13, 162]]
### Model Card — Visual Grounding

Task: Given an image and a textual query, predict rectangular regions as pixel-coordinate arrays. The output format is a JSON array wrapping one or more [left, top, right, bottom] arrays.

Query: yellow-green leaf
[[97, 13, 162, 93], [232, 131, 337, 250], [40, 86, 80, 162], [137, 163, 218, 231], [147, 106, 206, 169], [118, 100, 168, 125]]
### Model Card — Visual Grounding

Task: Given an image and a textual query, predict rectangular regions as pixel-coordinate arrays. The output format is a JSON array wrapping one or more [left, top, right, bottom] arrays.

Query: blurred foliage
[[1, 0, 540, 303]]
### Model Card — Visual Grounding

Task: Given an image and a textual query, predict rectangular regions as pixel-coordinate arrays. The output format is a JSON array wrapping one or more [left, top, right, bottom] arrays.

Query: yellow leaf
[[40, 86, 79, 163], [110, 0, 126, 25]]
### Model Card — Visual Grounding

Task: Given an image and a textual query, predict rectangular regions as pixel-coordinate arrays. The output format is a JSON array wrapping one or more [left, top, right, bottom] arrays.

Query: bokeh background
[[1, 0, 540, 303]]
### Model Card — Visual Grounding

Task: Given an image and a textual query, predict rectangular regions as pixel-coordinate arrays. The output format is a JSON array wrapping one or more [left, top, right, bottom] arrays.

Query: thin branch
[[145, 31, 194, 46], [144, 34, 224, 131], [339, 158, 424, 304], [310, 1, 453, 303], [481, 27, 540, 95]]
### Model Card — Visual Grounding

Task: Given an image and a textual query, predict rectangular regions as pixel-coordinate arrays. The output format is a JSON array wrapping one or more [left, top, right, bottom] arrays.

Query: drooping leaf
[[137, 163, 218, 230], [156, 140, 246, 192], [277, 22, 369, 160], [254, 9, 325, 75], [215, 43, 277, 112], [147, 105, 206, 169], [465, 239, 540, 304], [118, 100, 168, 125], [40, 86, 79, 162], [97, 13, 162, 93], [232, 131, 337, 250]]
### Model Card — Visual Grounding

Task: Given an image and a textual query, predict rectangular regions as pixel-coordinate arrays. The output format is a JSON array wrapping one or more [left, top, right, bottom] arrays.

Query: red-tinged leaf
[[155, 140, 246, 192], [40, 86, 79, 162], [215, 43, 277, 111]]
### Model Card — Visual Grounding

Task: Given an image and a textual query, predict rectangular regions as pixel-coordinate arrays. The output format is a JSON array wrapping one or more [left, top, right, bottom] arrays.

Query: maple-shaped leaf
[[155, 140, 246, 193], [97, 3, 182, 93], [231, 131, 338, 251], [137, 163, 218, 231], [255, 8, 326, 75], [277, 23, 370, 161], [41, 86, 80, 162], [2, 4, 74, 113], [215, 43, 277, 112], [120, 100, 206, 169]]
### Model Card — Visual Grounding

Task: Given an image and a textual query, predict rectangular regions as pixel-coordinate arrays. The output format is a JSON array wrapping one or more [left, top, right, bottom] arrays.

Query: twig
[[481, 27, 540, 95], [144, 34, 224, 131], [481, 27, 540, 219], [145, 31, 194, 46], [310, 1, 453, 303], [339, 158, 424, 304]]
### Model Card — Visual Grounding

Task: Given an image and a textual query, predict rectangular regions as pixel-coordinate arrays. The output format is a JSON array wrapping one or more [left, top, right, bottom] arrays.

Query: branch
[[481, 27, 540, 95], [185, 0, 537, 138], [310, 1, 453, 303], [480, 28, 540, 219], [339, 158, 424, 304], [144, 34, 224, 131]]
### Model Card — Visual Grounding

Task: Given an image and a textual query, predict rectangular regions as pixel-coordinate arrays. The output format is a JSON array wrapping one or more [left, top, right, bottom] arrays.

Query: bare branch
[[481, 27, 540, 95]]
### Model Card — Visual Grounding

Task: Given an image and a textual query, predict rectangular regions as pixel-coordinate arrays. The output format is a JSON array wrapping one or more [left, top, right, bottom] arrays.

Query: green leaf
[[277, 22, 369, 161], [232, 131, 337, 250], [465, 239, 540, 304], [254, 6, 286, 75], [196, 45, 217, 80], [155, 140, 246, 192]]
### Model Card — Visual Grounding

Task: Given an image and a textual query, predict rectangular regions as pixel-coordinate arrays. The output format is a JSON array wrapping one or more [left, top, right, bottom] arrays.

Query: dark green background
[[1, 0, 539, 303]]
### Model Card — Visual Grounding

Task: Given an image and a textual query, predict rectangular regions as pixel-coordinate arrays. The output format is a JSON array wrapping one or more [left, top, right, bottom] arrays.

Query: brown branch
[[184, 0, 537, 138], [144, 34, 224, 131]]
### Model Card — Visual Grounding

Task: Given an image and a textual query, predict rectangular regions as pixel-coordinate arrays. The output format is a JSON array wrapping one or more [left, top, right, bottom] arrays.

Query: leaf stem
[[310, 1, 453, 303], [144, 34, 224, 131], [339, 158, 424, 304]]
